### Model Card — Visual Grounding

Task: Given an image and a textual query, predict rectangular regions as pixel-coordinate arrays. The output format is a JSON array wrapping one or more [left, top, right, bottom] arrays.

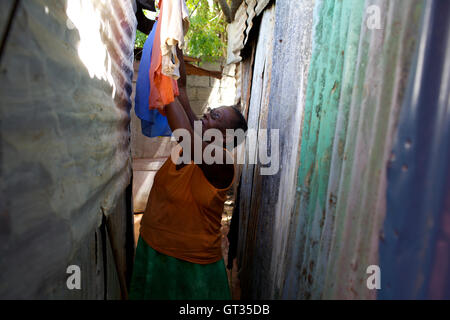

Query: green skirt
[[129, 237, 231, 300]]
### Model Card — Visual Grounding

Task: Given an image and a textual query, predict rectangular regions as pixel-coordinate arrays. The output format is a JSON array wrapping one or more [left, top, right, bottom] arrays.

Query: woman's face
[[201, 106, 235, 133]]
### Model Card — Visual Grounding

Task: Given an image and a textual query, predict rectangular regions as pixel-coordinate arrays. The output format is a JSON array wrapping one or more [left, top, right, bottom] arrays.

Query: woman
[[129, 48, 248, 300]]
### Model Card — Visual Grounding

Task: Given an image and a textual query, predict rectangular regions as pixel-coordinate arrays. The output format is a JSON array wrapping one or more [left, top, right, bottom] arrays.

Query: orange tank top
[[139, 150, 235, 264]]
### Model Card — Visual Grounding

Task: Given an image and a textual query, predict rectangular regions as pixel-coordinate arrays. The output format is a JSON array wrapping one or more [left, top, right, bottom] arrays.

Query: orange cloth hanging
[[149, 0, 179, 115]]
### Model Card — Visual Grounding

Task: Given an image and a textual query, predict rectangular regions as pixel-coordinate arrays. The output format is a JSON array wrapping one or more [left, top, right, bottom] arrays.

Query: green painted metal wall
[[283, 0, 424, 299], [236, 0, 427, 299]]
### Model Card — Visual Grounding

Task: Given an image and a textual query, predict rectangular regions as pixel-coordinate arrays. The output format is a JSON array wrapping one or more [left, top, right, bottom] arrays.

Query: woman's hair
[[228, 104, 248, 148], [230, 104, 248, 133]]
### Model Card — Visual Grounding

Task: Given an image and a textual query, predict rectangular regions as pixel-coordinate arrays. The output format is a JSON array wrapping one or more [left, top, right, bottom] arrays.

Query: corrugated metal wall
[[0, 0, 136, 299], [379, 0, 450, 300], [284, 0, 425, 300], [235, 0, 438, 299]]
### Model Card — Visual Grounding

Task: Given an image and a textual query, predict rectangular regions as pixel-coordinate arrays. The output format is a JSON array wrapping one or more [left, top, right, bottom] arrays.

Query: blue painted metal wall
[[379, 0, 450, 300]]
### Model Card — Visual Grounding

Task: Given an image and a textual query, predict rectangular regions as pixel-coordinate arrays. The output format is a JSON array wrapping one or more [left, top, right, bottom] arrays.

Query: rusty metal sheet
[[244, 0, 256, 46], [236, 0, 427, 300], [227, 0, 274, 65], [310, 0, 366, 298], [0, 0, 136, 299], [322, 0, 424, 299], [226, 2, 248, 64], [281, 0, 425, 299], [283, 0, 355, 299], [255, 0, 271, 16]]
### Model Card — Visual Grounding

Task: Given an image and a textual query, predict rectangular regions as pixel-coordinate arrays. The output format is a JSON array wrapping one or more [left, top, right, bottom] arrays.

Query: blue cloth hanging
[[135, 20, 172, 137], [141, 115, 172, 137]]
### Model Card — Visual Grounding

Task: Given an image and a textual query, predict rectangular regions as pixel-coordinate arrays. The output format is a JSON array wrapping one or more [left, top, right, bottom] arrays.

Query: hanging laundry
[[135, 20, 171, 137], [135, 20, 157, 123], [148, 0, 186, 113], [159, 0, 189, 79], [140, 113, 172, 137], [135, 0, 189, 137]]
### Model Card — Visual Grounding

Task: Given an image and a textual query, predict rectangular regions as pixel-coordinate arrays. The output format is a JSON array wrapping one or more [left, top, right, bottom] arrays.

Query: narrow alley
[[0, 0, 449, 303]]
